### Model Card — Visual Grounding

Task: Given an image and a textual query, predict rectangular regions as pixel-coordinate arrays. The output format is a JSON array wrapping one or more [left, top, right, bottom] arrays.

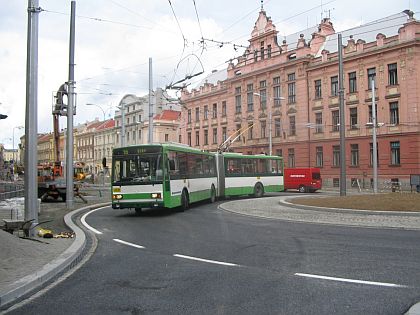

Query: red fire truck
[[284, 168, 322, 193]]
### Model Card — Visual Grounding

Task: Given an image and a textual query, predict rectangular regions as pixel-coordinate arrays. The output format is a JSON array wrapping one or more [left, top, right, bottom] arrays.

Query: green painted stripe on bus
[[225, 185, 283, 196]]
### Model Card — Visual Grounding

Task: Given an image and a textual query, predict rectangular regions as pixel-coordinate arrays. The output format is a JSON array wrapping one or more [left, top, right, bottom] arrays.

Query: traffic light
[[102, 157, 107, 168]]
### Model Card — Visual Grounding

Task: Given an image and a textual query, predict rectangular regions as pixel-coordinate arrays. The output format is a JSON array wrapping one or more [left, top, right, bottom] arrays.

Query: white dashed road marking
[[295, 273, 407, 288], [113, 238, 146, 249], [173, 254, 239, 267]]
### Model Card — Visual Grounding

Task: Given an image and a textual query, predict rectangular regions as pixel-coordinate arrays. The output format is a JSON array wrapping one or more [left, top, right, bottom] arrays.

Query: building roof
[[319, 11, 410, 57], [194, 68, 228, 89], [193, 11, 413, 90], [96, 119, 115, 131], [154, 110, 181, 121]]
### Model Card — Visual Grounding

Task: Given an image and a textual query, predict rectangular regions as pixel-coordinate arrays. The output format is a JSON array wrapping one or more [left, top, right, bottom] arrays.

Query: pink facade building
[[181, 9, 420, 187]]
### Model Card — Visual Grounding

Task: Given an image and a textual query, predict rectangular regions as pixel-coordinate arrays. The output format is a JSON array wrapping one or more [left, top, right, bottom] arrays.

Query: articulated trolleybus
[[111, 143, 284, 213]]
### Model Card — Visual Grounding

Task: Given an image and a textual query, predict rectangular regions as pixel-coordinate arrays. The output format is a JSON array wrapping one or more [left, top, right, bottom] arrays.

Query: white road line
[[81, 207, 108, 235], [113, 238, 145, 249], [173, 254, 239, 267], [294, 273, 407, 288]]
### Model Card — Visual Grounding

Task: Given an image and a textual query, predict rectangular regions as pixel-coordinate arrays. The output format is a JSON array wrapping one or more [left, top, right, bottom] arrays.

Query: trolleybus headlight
[[151, 193, 161, 199], [113, 194, 123, 200]]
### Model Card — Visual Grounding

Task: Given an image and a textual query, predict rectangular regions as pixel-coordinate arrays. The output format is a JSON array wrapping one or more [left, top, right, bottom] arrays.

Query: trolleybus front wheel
[[254, 183, 264, 198]]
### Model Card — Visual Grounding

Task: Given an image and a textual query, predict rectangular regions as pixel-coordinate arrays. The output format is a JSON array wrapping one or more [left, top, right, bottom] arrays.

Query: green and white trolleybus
[[111, 143, 284, 212]]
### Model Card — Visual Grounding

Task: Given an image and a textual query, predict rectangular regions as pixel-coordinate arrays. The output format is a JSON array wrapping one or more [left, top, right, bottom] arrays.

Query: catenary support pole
[[338, 33, 347, 196], [66, 1, 76, 209], [148, 57, 153, 144], [372, 79, 378, 193], [25, 0, 40, 236]]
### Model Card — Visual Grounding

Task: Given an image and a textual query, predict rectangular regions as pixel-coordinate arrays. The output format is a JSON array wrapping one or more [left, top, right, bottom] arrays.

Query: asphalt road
[[6, 199, 420, 315]]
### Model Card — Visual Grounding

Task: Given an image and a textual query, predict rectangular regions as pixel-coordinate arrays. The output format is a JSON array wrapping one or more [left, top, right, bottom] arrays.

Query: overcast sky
[[0, 0, 417, 149]]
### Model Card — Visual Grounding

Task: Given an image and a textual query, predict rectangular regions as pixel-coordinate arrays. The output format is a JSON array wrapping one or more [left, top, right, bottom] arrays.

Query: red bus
[[284, 168, 322, 193]]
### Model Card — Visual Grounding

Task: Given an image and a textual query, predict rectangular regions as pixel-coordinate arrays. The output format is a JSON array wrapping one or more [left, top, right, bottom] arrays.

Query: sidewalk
[[0, 185, 110, 310]]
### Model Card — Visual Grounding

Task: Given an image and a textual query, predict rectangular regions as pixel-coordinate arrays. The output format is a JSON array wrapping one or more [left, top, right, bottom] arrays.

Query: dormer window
[[288, 53, 296, 60], [267, 44, 272, 58], [260, 41, 265, 60]]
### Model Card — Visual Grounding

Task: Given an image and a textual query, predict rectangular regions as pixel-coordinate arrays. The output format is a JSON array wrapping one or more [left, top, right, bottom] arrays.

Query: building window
[[248, 123, 253, 140], [288, 148, 295, 168], [138, 129, 142, 140], [333, 145, 340, 167], [316, 146, 323, 167], [350, 107, 358, 129], [235, 87, 242, 114], [254, 50, 258, 62], [276, 149, 282, 157], [247, 89, 254, 112], [195, 131, 200, 146], [367, 67, 376, 90], [315, 79, 322, 99], [368, 105, 378, 124], [348, 71, 357, 93], [388, 63, 398, 86], [315, 112, 323, 133], [204, 129, 208, 145], [274, 118, 281, 137], [222, 101, 227, 117], [187, 132, 191, 146], [204, 105, 208, 120], [289, 116, 296, 136], [331, 76, 338, 96], [390, 141, 400, 165], [165, 134, 169, 142], [350, 144, 359, 166], [260, 89, 267, 109], [369, 143, 379, 167], [261, 121, 266, 138], [236, 124, 242, 141], [332, 110, 339, 132], [187, 110, 192, 123], [212, 128, 218, 144], [390, 102, 399, 125], [212, 103, 217, 118], [195, 107, 200, 121], [273, 85, 281, 107], [287, 73, 296, 104], [267, 44, 272, 58], [222, 127, 227, 142], [260, 42, 265, 60]]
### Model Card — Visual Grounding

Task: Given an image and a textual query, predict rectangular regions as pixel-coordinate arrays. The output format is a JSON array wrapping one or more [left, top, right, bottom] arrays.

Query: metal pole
[[66, 1, 76, 209], [338, 33, 346, 196], [268, 98, 272, 156], [121, 101, 125, 147], [25, 0, 40, 236], [148, 57, 153, 144], [372, 79, 378, 193]]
